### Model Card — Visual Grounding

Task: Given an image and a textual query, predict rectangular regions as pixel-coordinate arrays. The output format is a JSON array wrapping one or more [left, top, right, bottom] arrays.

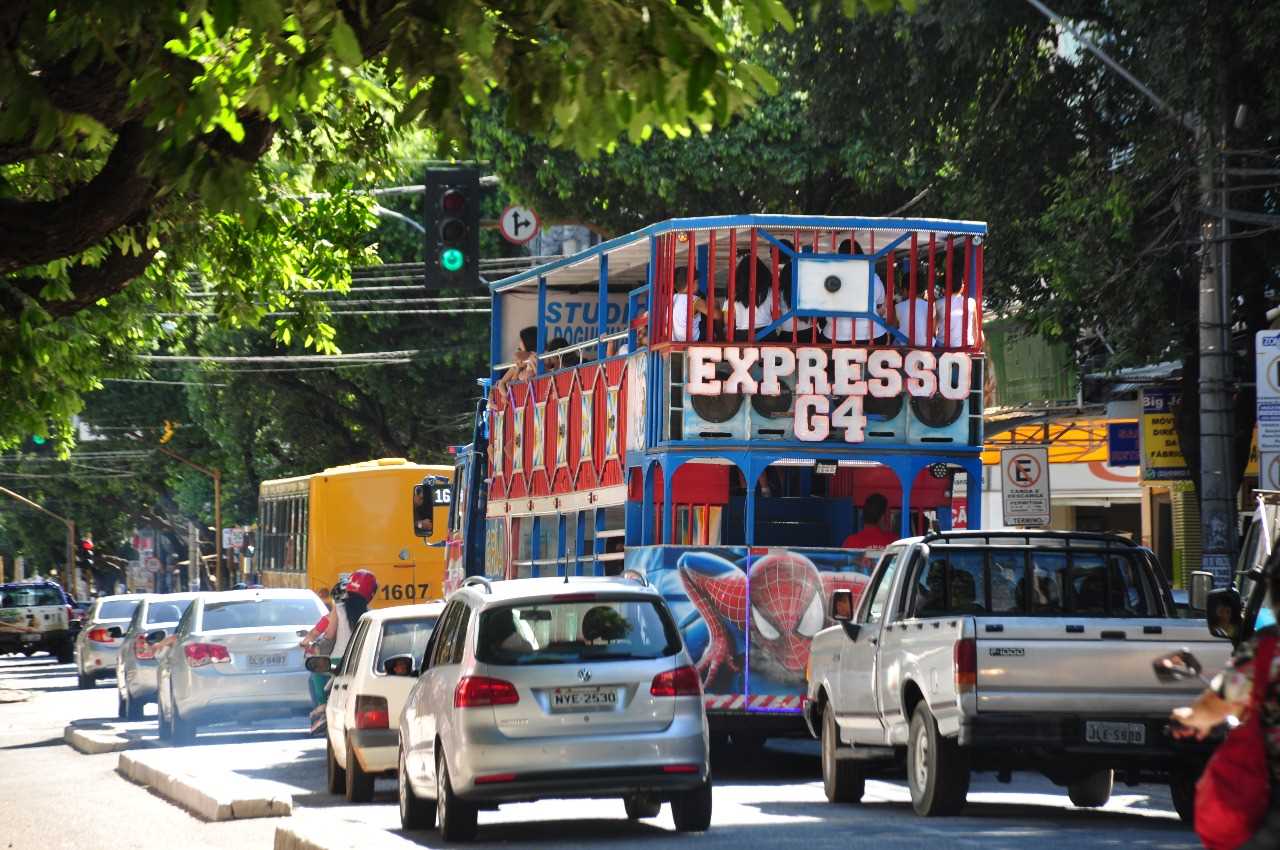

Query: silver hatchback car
[[75, 594, 145, 689], [398, 577, 711, 842], [155, 588, 326, 745]]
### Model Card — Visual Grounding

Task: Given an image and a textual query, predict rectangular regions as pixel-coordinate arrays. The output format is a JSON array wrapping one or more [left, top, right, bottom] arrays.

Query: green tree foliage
[[0, 0, 811, 452]]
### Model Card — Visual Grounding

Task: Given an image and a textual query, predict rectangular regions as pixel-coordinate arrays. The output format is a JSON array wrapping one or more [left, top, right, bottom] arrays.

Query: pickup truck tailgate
[[975, 617, 1233, 715]]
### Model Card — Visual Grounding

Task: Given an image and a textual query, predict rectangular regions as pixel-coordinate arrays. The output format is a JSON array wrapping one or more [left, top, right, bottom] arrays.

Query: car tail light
[[651, 665, 701, 697], [65, 604, 74, 622], [87, 628, 114, 643], [354, 695, 390, 729], [135, 633, 155, 661], [454, 676, 520, 708], [662, 764, 700, 774], [184, 642, 231, 668], [955, 637, 977, 694]]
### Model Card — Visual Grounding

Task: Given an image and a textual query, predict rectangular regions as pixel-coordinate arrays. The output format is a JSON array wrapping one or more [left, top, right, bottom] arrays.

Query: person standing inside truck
[[841, 493, 897, 550], [1171, 567, 1279, 848]]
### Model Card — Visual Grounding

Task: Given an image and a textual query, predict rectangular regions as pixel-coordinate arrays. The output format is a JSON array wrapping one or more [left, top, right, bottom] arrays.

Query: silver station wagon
[[397, 576, 711, 842]]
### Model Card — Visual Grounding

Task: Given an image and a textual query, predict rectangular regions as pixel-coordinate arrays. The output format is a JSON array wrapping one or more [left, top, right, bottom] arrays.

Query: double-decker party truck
[[415, 214, 987, 742]]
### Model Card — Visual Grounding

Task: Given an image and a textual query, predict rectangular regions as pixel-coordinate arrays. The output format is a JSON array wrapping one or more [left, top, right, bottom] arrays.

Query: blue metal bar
[[535, 275, 547, 374], [490, 215, 989, 292], [597, 253, 609, 361], [489, 288, 503, 377]]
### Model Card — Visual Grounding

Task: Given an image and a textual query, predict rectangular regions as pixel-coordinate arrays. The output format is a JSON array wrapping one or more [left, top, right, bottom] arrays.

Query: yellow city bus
[[257, 458, 451, 607]]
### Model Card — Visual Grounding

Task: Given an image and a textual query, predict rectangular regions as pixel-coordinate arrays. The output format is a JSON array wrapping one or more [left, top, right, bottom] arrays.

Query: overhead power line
[[137, 350, 421, 364]]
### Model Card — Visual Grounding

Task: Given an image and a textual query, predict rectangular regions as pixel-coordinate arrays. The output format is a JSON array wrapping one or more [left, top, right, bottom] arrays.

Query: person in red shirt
[[842, 493, 898, 549]]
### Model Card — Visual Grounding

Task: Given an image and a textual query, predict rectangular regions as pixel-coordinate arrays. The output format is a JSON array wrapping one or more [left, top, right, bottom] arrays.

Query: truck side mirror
[[413, 476, 449, 543], [830, 588, 855, 623], [1205, 586, 1243, 639], [1188, 571, 1212, 615]]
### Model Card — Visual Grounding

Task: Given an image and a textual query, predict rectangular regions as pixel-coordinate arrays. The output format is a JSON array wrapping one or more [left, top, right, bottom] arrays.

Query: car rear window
[[376, 617, 438, 673], [201, 598, 321, 630], [98, 600, 141, 620], [0, 587, 64, 608], [475, 597, 682, 666], [910, 547, 1158, 618], [146, 598, 193, 624]]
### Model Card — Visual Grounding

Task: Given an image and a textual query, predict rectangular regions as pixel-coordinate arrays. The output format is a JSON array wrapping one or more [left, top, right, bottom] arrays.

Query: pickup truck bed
[[804, 531, 1233, 819]]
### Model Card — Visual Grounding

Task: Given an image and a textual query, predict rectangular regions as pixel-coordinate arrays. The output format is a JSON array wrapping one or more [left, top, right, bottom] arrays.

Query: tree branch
[[0, 121, 159, 273], [2, 244, 156, 320]]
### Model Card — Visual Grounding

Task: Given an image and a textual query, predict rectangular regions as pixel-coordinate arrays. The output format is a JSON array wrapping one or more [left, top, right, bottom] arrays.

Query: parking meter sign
[[1001, 446, 1051, 528]]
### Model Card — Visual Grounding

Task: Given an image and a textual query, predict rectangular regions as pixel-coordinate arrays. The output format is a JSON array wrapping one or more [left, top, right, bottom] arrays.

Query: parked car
[[116, 593, 201, 720], [0, 580, 74, 661], [74, 593, 145, 687], [155, 587, 326, 745], [804, 530, 1233, 821], [310, 601, 444, 802], [397, 576, 711, 842]]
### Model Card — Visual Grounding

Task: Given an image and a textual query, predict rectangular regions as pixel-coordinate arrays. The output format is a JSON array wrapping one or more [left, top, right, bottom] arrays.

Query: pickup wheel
[[907, 705, 970, 817], [1067, 769, 1113, 808], [821, 704, 864, 803], [1169, 766, 1198, 825]]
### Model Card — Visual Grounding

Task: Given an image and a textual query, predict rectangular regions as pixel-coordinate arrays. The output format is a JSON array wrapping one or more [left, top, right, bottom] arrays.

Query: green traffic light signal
[[30, 435, 46, 446], [440, 248, 465, 272]]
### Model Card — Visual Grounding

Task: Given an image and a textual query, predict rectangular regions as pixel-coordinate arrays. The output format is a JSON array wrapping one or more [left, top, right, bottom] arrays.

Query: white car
[[313, 601, 444, 802], [397, 577, 711, 842], [75, 594, 146, 688]]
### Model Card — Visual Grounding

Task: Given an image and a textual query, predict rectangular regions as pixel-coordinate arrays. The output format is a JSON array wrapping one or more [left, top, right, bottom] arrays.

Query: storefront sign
[[686, 346, 973, 443], [1000, 446, 1050, 528], [1256, 331, 1280, 451], [1140, 388, 1188, 481], [1106, 421, 1140, 467]]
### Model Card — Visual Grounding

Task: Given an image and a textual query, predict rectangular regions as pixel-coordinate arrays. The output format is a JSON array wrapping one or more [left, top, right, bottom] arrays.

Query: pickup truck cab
[[804, 530, 1231, 818]]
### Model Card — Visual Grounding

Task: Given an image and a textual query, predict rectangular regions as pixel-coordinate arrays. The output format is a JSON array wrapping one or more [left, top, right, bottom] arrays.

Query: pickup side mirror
[[1188, 571, 1212, 615], [830, 588, 856, 623], [1205, 586, 1243, 639], [305, 656, 333, 674], [144, 629, 167, 645], [382, 653, 417, 676]]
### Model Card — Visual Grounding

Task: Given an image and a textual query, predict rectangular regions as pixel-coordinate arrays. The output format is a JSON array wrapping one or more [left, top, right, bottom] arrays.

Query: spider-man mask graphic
[[747, 552, 827, 683]]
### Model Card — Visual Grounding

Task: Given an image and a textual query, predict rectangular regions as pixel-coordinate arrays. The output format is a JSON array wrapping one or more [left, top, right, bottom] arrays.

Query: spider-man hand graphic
[[678, 550, 869, 692]]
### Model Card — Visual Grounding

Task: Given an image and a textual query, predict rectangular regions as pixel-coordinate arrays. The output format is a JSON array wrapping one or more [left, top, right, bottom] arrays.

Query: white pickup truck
[[804, 530, 1232, 820]]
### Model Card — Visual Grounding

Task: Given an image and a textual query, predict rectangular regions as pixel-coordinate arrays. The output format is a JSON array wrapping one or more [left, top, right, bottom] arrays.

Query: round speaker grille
[[910, 394, 965, 428]]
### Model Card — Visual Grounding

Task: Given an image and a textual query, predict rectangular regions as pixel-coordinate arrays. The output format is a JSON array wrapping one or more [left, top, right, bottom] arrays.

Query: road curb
[[0, 687, 32, 703], [117, 751, 293, 821], [274, 820, 424, 850], [64, 725, 135, 754]]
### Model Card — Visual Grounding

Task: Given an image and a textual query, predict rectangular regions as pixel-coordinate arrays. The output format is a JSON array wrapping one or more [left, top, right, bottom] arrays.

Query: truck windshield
[[476, 598, 682, 666], [0, 587, 63, 608], [910, 547, 1158, 618]]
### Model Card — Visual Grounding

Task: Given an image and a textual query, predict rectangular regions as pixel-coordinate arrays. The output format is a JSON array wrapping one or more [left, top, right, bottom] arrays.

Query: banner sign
[[686, 345, 973, 443], [499, 291, 628, 363], [1106, 421, 1140, 467], [1256, 330, 1280, 452], [1140, 388, 1189, 481]]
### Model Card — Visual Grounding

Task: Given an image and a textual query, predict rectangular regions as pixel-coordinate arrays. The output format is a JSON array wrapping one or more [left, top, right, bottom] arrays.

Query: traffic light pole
[[0, 485, 79, 596], [152, 445, 223, 590]]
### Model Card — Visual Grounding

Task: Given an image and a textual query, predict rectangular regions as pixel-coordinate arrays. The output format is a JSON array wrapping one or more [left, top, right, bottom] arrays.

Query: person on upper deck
[[495, 325, 538, 391], [894, 283, 933, 347], [722, 255, 784, 342], [842, 493, 897, 549], [671, 265, 706, 342], [822, 240, 888, 345], [545, 337, 576, 370], [935, 283, 978, 348]]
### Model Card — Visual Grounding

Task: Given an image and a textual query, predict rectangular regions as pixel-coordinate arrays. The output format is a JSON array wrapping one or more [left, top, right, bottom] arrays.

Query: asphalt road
[[0, 653, 1201, 850]]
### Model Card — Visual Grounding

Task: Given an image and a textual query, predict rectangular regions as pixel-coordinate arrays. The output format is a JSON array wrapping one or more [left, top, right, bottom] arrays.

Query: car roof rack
[[461, 576, 492, 594], [920, 529, 1141, 548]]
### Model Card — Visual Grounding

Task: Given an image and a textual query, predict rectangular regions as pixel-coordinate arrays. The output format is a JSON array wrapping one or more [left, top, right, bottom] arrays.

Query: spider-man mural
[[671, 549, 870, 695]]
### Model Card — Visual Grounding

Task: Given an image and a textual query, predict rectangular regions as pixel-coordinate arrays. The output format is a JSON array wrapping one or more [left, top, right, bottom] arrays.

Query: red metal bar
[[975, 240, 985, 349], [770, 244, 780, 325], [707, 229, 717, 342], [685, 230, 696, 343], [727, 228, 737, 336], [961, 235, 973, 350], [927, 233, 937, 344], [748, 228, 758, 340], [807, 229, 817, 343], [909, 232, 919, 346], [944, 235, 954, 349]]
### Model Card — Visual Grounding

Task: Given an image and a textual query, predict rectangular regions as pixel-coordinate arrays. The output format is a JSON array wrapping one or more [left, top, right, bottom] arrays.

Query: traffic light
[[160, 420, 175, 444], [24, 434, 54, 455], [76, 539, 94, 577], [424, 167, 480, 289]]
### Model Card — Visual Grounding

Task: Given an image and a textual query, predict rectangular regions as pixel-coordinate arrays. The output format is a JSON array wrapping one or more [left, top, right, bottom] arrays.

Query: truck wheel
[[398, 748, 435, 830], [345, 739, 375, 803], [623, 794, 661, 819], [821, 704, 865, 803], [907, 705, 970, 816], [1169, 766, 1198, 825], [670, 779, 713, 832], [1067, 769, 1113, 808], [326, 738, 346, 794]]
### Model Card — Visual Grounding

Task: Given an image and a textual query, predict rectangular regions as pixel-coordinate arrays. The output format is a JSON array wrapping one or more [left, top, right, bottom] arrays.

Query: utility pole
[[151, 445, 223, 590], [0, 486, 79, 597]]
